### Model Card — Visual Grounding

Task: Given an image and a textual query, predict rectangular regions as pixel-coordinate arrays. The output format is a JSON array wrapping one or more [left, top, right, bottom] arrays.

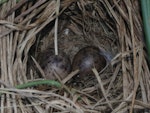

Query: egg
[[38, 48, 71, 80], [72, 46, 107, 76]]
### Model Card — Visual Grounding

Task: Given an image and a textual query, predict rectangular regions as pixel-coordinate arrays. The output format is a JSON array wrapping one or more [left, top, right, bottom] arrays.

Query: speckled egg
[[72, 46, 107, 76], [38, 48, 71, 80]]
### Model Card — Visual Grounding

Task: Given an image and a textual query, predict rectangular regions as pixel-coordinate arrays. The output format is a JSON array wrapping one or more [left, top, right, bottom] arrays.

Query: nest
[[0, 0, 149, 113]]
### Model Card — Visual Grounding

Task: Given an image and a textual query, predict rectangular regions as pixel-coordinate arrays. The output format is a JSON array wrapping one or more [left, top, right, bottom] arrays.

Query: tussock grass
[[0, 0, 149, 113]]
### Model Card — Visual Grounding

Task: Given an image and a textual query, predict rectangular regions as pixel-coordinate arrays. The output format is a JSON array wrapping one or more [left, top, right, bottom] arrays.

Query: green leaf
[[141, 0, 150, 57]]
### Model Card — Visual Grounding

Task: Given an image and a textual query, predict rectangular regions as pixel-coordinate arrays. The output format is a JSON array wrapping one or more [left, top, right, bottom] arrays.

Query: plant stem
[[141, 0, 150, 58], [15, 80, 62, 89], [54, 0, 60, 55]]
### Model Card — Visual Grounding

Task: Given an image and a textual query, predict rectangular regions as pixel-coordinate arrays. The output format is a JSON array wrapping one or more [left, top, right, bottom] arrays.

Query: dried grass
[[0, 0, 149, 113]]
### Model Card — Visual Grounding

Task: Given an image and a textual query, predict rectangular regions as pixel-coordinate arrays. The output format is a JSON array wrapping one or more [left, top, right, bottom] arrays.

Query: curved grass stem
[[54, 0, 60, 55]]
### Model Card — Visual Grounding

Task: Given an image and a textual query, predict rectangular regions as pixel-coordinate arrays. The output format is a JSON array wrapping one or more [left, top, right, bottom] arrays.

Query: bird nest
[[0, 0, 149, 113]]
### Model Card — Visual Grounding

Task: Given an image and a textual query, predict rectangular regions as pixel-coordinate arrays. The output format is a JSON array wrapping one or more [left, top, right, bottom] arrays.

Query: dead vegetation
[[0, 0, 149, 113]]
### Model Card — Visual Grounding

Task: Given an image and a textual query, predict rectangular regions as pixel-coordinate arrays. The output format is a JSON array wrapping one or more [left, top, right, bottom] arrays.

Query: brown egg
[[38, 49, 71, 80], [72, 46, 107, 76]]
